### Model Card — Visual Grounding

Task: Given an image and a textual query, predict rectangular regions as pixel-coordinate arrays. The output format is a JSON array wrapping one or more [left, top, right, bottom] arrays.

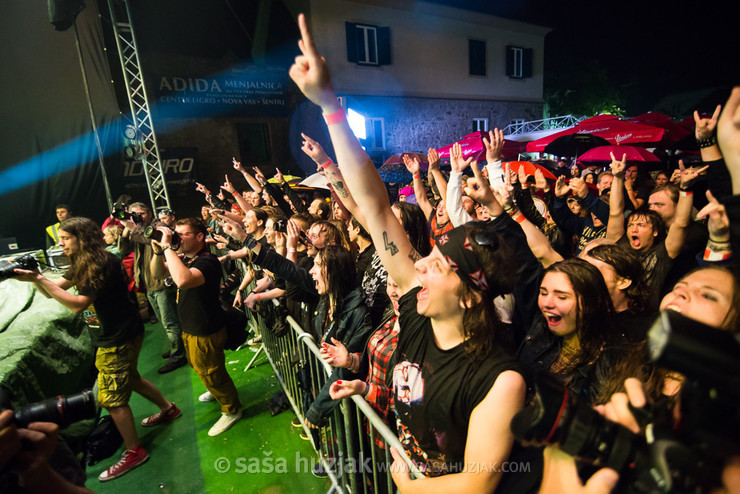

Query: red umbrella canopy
[[577, 145, 661, 164], [383, 153, 428, 167], [628, 116, 690, 143], [507, 161, 557, 180], [436, 131, 523, 162], [630, 112, 673, 122], [526, 119, 665, 152]]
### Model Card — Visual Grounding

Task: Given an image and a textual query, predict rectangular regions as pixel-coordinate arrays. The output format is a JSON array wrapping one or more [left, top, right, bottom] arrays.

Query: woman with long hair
[[289, 15, 529, 492], [14, 217, 179, 482]]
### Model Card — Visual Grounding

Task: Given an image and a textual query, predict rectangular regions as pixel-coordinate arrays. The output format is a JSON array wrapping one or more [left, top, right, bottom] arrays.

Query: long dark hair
[[392, 201, 432, 257], [585, 243, 650, 314], [544, 258, 616, 367], [455, 222, 517, 361], [317, 245, 358, 324], [60, 217, 110, 290]]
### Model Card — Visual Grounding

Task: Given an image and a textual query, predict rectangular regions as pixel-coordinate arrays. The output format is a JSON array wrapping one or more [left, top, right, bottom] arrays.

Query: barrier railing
[[241, 295, 423, 494]]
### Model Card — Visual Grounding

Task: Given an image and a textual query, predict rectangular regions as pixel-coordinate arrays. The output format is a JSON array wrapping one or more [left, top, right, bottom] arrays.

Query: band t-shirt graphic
[[390, 286, 521, 477]]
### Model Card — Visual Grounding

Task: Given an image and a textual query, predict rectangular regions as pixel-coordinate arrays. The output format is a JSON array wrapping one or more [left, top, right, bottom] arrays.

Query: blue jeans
[[147, 287, 185, 360]]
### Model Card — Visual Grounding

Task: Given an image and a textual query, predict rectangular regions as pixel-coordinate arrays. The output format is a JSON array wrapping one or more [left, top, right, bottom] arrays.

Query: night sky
[[431, 0, 740, 114]]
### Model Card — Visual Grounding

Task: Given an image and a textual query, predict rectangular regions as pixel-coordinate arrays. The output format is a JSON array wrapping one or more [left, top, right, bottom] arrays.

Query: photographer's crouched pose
[[13, 217, 181, 482]]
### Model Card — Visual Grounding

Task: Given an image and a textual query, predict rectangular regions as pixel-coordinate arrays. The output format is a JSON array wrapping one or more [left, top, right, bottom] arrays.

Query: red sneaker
[[141, 402, 182, 427], [98, 445, 149, 482]]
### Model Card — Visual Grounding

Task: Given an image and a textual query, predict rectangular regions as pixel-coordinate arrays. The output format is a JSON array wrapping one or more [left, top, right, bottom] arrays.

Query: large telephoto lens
[[13, 389, 97, 428]]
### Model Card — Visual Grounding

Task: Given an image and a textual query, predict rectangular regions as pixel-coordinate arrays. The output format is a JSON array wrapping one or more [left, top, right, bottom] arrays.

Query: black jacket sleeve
[[262, 181, 294, 218], [253, 246, 320, 304], [281, 182, 307, 213]]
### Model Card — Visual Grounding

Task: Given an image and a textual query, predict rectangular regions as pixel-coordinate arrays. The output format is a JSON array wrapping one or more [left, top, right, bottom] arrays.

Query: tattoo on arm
[[333, 180, 349, 198], [408, 249, 422, 262], [383, 231, 399, 256]]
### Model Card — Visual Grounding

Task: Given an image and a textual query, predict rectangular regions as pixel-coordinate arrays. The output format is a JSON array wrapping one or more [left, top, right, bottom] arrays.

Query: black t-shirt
[[177, 251, 225, 336], [390, 286, 522, 477], [617, 237, 673, 310], [67, 252, 143, 348]]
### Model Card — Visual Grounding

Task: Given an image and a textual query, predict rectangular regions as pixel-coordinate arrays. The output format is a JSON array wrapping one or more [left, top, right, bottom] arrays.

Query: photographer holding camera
[[13, 217, 181, 482], [119, 202, 186, 374], [1, 410, 93, 493]]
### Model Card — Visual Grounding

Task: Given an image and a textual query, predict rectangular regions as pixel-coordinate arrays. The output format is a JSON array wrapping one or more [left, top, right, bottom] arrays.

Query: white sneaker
[[199, 391, 215, 402], [208, 410, 242, 436]]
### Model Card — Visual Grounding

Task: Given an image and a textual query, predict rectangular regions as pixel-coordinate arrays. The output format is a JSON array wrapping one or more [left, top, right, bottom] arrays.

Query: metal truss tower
[[106, 0, 170, 210]]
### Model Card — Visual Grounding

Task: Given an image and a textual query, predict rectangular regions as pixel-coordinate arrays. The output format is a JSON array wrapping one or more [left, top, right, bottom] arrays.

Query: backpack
[[84, 415, 123, 466]]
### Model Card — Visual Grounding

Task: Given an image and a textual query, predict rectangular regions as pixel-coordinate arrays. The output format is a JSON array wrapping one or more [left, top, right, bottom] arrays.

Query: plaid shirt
[[363, 314, 399, 421]]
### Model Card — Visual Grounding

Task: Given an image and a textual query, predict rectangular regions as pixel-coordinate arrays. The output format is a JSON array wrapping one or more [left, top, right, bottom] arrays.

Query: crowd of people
[[3, 12, 739, 493]]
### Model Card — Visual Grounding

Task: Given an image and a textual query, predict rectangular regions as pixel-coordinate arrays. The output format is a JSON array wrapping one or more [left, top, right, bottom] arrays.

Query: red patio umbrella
[[628, 115, 690, 143], [526, 118, 665, 153], [577, 145, 661, 164], [437, 131, 524, 162], [507, 161, 557, 180], [382, 153, 428, 167]]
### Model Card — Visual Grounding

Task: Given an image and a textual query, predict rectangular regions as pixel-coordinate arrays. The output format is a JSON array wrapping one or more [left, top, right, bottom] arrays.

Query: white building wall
[[308, 0, 549, 102]]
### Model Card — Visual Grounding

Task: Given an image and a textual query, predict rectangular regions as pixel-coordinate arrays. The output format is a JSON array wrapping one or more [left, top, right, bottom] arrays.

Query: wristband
[[696, 135, 717, 149], [513, 213, 526, 224], [362, 382, 370, 398], [288, 247, 296, 253], [323, 108, 346, 126], [679, 189, 693, 197], [231, 190, 239, 196], [413, 173, 421, 179], [256, 294, 262, 301], [703, 245, 732, 262], [319, 158, 334, 169]]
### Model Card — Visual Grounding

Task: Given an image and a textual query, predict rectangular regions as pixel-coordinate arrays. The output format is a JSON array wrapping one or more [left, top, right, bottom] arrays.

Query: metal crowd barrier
[[239, 293, 423, 494]]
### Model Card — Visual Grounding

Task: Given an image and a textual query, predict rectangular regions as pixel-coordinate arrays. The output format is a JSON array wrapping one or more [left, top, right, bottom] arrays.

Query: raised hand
[[449, 142, 473, 174], [717, 87, 740, 191], [427, 147, 440, 171], [320, 337, 350, 367], [609, 152, 627, 176], [534, 168, 549, 191], [482, 128, 504, 164], [195, 182, 210, 195], [301, 132, 330, 164], [696, 190, 730, 242], [402, 153, 421, 175], [464, 161, 495, 207], [232, 157, 245, 174], [274, 168, 285, 184], [569, 176, 588, 198], [218, 214, 246, 241], [286, 218, 301, 251], [216, 189, 225, 201], [677, 159, 709, 189], [288, 13, 339, 110], [694, 105, 721, 140], [221, 174, 236, 194], [517, 163, 530, 188], [252, 166, 267, 186], [553, 175, 571, 198]]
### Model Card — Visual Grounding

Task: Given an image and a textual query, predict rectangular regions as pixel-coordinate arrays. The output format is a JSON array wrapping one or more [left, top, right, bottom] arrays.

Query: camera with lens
[[144, 225, 180, 250], [0, 253, 39, 282], [111, 202, 143, 224], [274, 218, 287, 233], [0, 388, 97, 429], [511, 310, 740, 493]]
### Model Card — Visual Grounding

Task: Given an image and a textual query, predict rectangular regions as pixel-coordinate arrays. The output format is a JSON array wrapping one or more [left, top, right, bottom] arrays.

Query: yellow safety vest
[[46, 222, 61, 245]]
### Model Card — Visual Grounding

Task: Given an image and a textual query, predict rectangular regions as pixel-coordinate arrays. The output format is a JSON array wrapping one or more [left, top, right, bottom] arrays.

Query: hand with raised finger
[[274, 168, 285, 184], [289, 13, 338, 110], [609, 152, 627, 176], [464, 161, 495, 206], [221, 174, 236, 194], [570, 176, 589, 198], [678, 159, 709, 189], [252, 166, 267, 185], [195, 182, 210, 195], [300, 132, 330, 164], [218, 215, 247, 241], [427, 147, 440, 171], [669, 169, 681, 185], [286, 219, 300, 251], [694, 105, 721, 140], [696, 190, 730, 242], [517, 163, 531, 188]]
